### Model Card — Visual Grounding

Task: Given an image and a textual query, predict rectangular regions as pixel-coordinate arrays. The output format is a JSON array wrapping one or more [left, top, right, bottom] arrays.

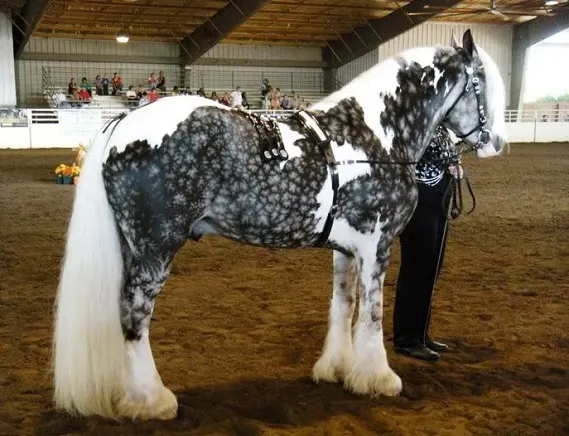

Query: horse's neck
[[313, 49, 466, 161]]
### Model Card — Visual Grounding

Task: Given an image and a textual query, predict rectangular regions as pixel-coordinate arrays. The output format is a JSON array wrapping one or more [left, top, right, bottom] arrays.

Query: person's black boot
[[394, 343, 440, 362], [426, 337, 448, 352]]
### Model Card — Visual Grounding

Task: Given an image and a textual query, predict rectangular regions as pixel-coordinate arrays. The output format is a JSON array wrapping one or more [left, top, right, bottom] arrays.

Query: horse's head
[[441, 30, 507, 158]]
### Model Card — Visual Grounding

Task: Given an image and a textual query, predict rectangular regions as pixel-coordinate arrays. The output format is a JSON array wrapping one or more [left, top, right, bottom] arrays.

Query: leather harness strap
[[292, 111, 340, 245]]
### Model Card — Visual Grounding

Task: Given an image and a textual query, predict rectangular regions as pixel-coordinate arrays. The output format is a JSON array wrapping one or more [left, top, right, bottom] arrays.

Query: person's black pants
[[393, 175, 451, 347]]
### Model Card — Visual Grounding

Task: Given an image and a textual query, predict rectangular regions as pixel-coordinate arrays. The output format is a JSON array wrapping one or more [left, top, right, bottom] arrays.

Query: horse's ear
[[462, 29, 479, 60], [450, 31, 459, 49]]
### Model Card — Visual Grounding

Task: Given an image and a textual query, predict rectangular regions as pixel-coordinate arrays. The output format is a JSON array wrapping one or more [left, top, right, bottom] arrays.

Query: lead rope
[[444, 167, 476, 220]]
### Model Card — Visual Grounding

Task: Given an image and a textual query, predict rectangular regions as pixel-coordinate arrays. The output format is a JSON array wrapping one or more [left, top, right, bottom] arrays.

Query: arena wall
[[337, 21, 513, 105], [0, 108, 567, 149], [17, 38, 324, 107], [0, 9, 17, 107]]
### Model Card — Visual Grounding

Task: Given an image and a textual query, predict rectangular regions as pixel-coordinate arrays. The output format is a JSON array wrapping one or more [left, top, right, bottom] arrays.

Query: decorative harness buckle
[[241, 111, 289, 162]]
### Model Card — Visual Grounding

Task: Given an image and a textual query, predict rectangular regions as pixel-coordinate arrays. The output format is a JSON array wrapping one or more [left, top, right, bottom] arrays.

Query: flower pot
[[56, 175, 64, 184], [62, 176, 73, 185]]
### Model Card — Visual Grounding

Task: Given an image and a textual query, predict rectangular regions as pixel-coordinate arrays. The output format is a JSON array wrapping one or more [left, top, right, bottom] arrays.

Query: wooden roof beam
[[322, 0, 465, 68], [12, 0, 50, 58], [181, 0, 270, 64]]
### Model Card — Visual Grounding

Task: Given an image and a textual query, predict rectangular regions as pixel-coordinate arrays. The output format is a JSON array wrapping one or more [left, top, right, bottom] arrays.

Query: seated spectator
[[241, 92, 250, 110], [68, 78, 77, 95], [210, 91, 219, 102], [94, 75, 102, 96], [281, 94, 291, 110], [111, 72, 122, 96], [270, 88, 281, 110], [290, 92, 298, 110], [78, 88, 91, 102], [81, 77, 92, 97], [148, 72, 156, 90], [197, 87, 206, 98], [126, 85, 137, 100], [171, 86, 179, 96], [101, 75, 110, 96], [139, 92, 150, 107], [69, 89, 82, 107], [261, 78, 270, 99], [148, 88, 159, 103], [230, 86, 243, 109], [135, 84, 145, 99], [156, 71, 166, 92], [220, 92, 231, 106]]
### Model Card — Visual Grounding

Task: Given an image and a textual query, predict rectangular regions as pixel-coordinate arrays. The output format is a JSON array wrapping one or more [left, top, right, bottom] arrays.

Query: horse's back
[[102, 96, 228, 160]]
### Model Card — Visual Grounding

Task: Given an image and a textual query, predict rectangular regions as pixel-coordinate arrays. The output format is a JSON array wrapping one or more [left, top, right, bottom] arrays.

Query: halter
[[446, 60, 492, 152]]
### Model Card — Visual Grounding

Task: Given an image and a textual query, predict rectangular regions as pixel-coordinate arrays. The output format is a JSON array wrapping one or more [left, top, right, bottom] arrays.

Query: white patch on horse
[[312, 59, 401, 153], [312, 171, 333, 234], [330, 141, 372, 188], [104, 96, 229, 159], [276, 122, 304, 170]]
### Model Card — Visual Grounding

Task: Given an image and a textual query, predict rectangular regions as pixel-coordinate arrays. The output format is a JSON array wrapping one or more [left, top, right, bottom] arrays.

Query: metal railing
[[41, 67, 60, 109], [505, 109, 569, 123], [23, 107, 569, 126]]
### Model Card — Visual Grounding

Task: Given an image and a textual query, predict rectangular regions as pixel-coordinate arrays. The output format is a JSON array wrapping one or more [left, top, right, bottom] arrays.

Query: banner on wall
[[58, 109, 103, 144], [0, 108, 29, 127]]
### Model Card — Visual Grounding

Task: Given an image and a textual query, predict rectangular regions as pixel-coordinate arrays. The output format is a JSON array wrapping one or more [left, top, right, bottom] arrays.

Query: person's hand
[[448, 164, 464, 179]]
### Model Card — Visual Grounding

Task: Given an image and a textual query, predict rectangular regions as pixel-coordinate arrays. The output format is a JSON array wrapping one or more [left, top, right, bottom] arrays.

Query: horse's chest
[[335, 168, 417, 235]]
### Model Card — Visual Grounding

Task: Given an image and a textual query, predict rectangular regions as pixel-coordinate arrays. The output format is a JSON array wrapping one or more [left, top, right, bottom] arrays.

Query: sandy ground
[[0, 144, 567, 436]]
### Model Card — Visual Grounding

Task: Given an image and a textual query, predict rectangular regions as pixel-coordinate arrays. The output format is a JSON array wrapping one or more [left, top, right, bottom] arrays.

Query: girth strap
[[292, 111, 339, 245]]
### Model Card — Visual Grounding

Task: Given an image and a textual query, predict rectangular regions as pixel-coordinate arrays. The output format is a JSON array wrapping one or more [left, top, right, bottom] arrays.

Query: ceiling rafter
[[12, 0, 50, 58], [6, 0, 568, 58], [180, 0, 269, 63], [323, 0, 471, 67]]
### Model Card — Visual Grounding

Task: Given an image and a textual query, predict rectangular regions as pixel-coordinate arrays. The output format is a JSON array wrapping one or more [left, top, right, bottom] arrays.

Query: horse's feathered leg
[[343, 236, 402, 397], [313, 250, 357, 383], [116, 255, 178, 420]]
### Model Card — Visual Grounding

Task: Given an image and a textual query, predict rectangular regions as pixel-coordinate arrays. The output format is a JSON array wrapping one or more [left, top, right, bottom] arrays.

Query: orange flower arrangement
[[55, 164, 81, 184]]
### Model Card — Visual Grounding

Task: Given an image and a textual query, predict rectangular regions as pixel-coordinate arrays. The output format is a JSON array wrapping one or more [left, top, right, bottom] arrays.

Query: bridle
[[445, 56, 492, 152]]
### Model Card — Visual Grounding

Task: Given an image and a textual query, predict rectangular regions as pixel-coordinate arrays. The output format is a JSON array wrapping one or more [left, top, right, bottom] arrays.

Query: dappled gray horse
[[54, 30, 507, 420]]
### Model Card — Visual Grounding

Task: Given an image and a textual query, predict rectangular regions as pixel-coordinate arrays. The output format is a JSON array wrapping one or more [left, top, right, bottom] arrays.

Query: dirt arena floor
[[0, 143, 568, 436]]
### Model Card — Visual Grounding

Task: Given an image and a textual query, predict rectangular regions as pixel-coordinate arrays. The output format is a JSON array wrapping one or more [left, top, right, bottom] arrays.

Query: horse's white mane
[[478, 47, 507, 143]]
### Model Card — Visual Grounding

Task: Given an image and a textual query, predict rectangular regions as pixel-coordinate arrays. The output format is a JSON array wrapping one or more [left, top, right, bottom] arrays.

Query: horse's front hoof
[[117, 386, 178, 420], [344, 366, 402, 398]]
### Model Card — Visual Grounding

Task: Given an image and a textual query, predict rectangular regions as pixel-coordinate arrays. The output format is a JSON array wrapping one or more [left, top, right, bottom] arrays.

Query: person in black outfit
[[393, 126, 462, 362]]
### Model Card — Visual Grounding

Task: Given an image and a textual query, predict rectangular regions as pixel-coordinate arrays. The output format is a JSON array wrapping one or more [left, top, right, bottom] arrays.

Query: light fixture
[[545, 0, 558, 5], [116, 30, 129, 43]]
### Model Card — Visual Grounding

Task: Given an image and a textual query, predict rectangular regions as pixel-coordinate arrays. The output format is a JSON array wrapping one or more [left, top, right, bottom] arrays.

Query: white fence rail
[[1, 107, 568, 149]]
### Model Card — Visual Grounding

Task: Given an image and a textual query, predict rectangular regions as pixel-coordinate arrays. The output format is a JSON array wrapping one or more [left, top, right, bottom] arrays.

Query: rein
[[443, 169, 476, 220]]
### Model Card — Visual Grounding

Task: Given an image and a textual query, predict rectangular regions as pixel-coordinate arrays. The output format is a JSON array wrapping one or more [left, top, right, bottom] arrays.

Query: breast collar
[[242, 109, 418, 246]]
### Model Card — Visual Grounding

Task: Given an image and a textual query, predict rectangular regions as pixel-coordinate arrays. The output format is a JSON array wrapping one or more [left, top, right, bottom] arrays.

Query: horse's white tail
[[53, 127, 127, 417]]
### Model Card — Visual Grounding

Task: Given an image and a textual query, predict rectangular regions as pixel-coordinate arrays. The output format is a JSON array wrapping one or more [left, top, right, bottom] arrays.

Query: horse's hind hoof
[[117, 386, 178, 421]]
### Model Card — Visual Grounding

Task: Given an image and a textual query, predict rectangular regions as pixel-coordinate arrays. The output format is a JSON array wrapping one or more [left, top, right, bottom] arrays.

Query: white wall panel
[[335, 22, 512, 105], [188, 65, 323, 94], [24, 37, 180, 58], [376, 22, 513, 104], [202, 44, 321, 61], [0, 10, 17, 106], [336, 50, 378, 87]]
